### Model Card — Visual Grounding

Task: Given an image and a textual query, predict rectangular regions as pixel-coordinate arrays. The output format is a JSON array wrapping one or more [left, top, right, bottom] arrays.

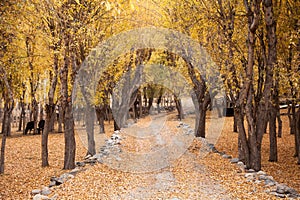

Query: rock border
[[210, 146, 300, 199]]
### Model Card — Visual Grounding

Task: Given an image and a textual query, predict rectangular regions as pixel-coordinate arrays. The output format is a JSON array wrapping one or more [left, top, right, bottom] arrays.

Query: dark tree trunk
[[18, 87, 26, 132], [277, 109, 282, 138], [58, 104, 63, 133], [269, 104, 278, 162], [0, 66, 14, 174], [0, 103, 13, 173], [295, 108, 300, 164], [235, 107, 249, 166], [18, 101, 25, 132], [114, 119, 120, 131], [138, 92, 142, 118], [42, 104, 54, 167], [143, 87, 147, 109], [195, 107, 206, 138], [95, 106, 106, 134], [32, 99, 38, 135], [63, 102, 76, 169], [85, 105, 95, 156], [174, 96, 184, 120], [233, 113, 238, 132], [42, 53, 58, 167], [61, 34, 76, 170]]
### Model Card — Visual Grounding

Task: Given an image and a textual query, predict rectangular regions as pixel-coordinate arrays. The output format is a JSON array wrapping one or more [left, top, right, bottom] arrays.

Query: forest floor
[[0, 111, 299, 199]]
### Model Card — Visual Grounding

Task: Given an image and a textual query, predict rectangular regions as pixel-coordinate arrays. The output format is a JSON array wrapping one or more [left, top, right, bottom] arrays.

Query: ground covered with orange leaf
[[0, 113, 299, 199]]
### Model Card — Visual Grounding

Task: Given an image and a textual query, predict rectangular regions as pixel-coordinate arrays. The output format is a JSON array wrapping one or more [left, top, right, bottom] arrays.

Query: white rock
[[245, 173, 255, 179], [41, 187, 51, 195], [33, 194, 49, 200], [257, 170, 266, 175], [32, 189, 41, 195]]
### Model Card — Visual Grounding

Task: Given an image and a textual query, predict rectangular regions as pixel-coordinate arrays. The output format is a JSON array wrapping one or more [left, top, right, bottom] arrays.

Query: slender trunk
[[96, 106, 105, 134], [174, 97, 184, 120], [0, 66, 14, 174], [235, 107, 247, 163], [42, 55, 58, 167], [58, 105, 63, 133], [233, 113, 238, 132], [269, 104, 278, 162], [0, 103, 12, 173], [63, 102, 76, 169], [42, 104, 53, 167], [295, 108, 300, 164], [18, 94, 25, 132], [114, 119, 120, 131], [85, 105, 95, 156], [61, 34, 76, 170], [277, 109, 282, 137], [32, 99, 38, 134], [139, 93, 142, 118], [195, 107, 206, 138]]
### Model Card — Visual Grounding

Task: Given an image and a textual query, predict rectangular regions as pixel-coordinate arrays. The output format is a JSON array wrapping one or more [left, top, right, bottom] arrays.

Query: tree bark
[[61, 34, 76, 170], [0, 66, 14, 174], [85, 105, 95, 156], [295, 108, 300, 164], [42, 52, 58, 167], [269, 104, 278, 162]]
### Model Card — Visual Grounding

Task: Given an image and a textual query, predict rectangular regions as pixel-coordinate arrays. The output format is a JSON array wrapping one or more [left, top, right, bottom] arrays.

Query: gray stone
[[230, 158, 239, 163], [257, 170, 266, 175], [186, 129, 194, 135], [247, 169, 255, 173], [33, 194, 50, 200], [245, 173, 255, 179], [269, 192, 286, 198], [61, 173, 74, 180], [49, 181, 56, 187], [254, 180, 262, 184], [287, 193, 300, 198], [276, 184, 289, 194], [32, 189, 41, 195], [264, 179, 276, 187], [222, 154, 232, 159], [75, 161, 85, 167], [69, 168, 81, 175], [237, 161, 244, 166], [41, 187, 51, 195], [50, 177, 63, 186]]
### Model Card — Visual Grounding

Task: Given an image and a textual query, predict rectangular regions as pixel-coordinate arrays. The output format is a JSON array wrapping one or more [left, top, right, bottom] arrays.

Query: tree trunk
[[61, 34, 76, 170], [277, 109, 282, 138], [295, 108, 300, 164], [0, 66, 14, 174], [269, 104, 278, 162], [235, 107, 249, 166], [95, 106, 105, 134], [0, 107, 11, 173], [174, 96, 184, 120], [42, 104, 53, 167], [58, 105, 63, 133], [42, 55, 58, 167], [18, 87, 26, 132], [85, 105, 95, 156], [63, 102, 76, 169], [195, 106, 206, 138], [233, 113, 238, 132], [32, 99, 38, 135]]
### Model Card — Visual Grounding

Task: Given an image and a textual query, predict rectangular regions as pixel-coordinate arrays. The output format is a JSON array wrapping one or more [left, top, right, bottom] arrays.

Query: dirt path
[[51, 114, 274, 199]]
